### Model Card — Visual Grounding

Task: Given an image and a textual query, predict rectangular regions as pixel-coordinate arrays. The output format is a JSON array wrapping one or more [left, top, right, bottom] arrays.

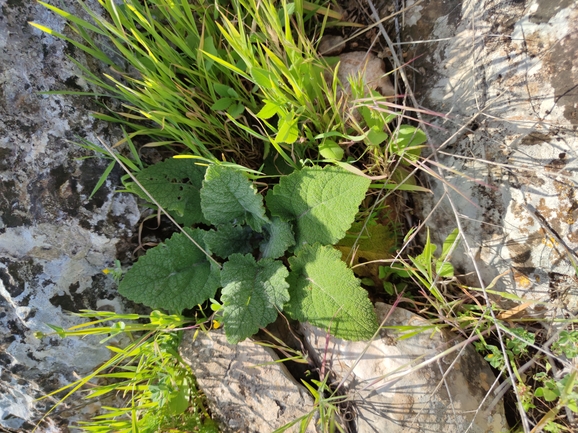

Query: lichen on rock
[[404, 0, 578, 313], [0, 0, 139, 429]]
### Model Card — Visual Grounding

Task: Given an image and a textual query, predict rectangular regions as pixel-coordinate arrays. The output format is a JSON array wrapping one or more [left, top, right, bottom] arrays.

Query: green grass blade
[[89, 160, 116, 199]]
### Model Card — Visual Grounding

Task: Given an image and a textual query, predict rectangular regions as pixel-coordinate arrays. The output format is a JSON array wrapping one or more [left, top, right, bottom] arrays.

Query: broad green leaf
[[319, 140, 344, 160], [390, 125, 427, 162], [168, 388, 189, 415], [335, 221, 396, 278], [227, 103, 245, 118], [130, 158, 206, 226], [286, 244, 378, 340], [535, 387, 559, 402], [211, 98, 233, 111], [395, 125, 428, 147], [251, 67, 273, 88], [436, 262, 455, 278], [366, 127, 388, 147], [221, 254, 290, 343], [441, 228, 460, 260], [213, 83, 232, 97], [118, 229, 219, 313], [276, 112, 299, 144], [257, 100, 280, 120], [201, 165, 270, 232], [266, 166, 371, 246], [313, 130, 368, 142], [260, 217, 295, 259], [204, 224, 254, 259], [360, 105, 379, 129]]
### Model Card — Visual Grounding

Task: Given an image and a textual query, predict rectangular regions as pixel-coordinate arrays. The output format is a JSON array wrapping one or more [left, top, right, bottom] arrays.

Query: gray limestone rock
[[301, 303, 508, 433], [0, 0, 139, 430], [179, 329, 317, 433], [401, 0, 578, 312]]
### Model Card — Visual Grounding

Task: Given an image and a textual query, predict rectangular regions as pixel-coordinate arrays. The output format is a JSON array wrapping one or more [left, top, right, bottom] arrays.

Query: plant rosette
[[120, 161, 379, 343]]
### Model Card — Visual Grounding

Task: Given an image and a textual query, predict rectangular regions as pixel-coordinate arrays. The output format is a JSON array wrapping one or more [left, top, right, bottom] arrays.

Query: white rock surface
[[179, 329, 317, 433], [403, 0, 578, 312], [301, 303, 507, 433]]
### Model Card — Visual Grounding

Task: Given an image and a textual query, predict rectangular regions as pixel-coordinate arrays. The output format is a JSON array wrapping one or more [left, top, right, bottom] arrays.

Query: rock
[[318, 35, 345, 55], [179, 329, 317, 433], [0, 0, 140, 430], [402, 0, 578, 311], [301, 303, 507, 433], [332, 51, 396, 98]]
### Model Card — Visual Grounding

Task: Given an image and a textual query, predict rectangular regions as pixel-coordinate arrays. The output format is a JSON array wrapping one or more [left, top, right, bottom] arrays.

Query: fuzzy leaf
[[118, 229, 219, 313], [201, 165, 269, 232], [266, 166, 370, 246], [204, 224, 254, 259], [286, 244, 378, 340], [221, 254, 289, 343], [131, 158, 206, 226], [260, 217, 295, 259]]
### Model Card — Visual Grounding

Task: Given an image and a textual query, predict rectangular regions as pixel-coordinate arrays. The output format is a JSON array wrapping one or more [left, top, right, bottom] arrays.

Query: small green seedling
[[379, 228, 459, 299]]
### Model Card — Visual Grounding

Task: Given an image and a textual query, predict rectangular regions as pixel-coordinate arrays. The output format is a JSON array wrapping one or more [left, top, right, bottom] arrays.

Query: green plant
[[530, 370, 578, 433], [31, 0, 260, 162], [552, 330, 578, 359], [32, 0, 428, 177], [35, 310, 219, 433], [265, 373, 350, 433], [379, 228, 458, 298], [29, 0, 342, 167], [119, 160, 379, 343], [373, 227, 578, 431], [29, 0, 439, 429], [470, 317, 578, 432], [475, 327, 535, 371], [206, 0, 354, 164]]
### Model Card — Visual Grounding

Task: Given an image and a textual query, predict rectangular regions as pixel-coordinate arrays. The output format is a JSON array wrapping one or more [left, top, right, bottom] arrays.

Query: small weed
[[552, 330, 578, 359], [378, 228, 458, 300], [35, 310, 219, 432]]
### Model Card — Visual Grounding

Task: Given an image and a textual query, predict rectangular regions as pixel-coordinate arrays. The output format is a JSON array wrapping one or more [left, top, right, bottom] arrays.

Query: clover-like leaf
[[118, 228, 219, 313], [266, 166, 370, 247], [201, 165, 269, 232], [260, 217, 295, 259], [221, 254, 289, 343], [130, 158, 207, 226], [204, 224, 254, 259], [286, 244, 378, 341]]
